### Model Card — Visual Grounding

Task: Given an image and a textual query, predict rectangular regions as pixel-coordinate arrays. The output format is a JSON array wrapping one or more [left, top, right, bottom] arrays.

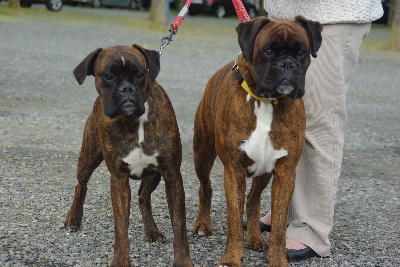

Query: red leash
[[158, 0, 250, 54], [170, 0, 192, 31], [158, 0, 192, 55], [232, 0, 251, 22]]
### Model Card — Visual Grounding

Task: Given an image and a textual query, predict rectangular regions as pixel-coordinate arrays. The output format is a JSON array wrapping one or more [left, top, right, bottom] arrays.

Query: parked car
[[374, 0, 390, 24], [99, 0, 139, 10], [141, 0, 175, 10], [67, 0, 101, 8], [19, 0, 63, 11], [189, 0, 258, 19]]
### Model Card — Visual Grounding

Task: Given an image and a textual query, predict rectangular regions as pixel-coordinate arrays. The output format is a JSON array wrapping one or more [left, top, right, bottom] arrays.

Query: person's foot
[[259, 212, 271, 225], [286, 237, 307, 250], [242, 212, 273, 232], [242, 219, 271, 232], [245, 212, 319, 261], [285, 238, 319, 261]]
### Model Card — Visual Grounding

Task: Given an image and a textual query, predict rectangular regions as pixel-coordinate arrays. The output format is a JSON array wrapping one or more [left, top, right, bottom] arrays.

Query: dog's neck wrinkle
[[237, 56, 256, 87]]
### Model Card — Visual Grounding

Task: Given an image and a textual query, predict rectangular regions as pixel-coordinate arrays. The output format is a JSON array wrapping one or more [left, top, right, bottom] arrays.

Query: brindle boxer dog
[[192, 17, 322, 266], [64, 44, 193, 267]]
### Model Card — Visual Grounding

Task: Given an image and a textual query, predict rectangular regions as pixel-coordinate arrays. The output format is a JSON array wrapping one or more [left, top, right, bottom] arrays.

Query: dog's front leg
[[267, 159, 295, 267], [110, 174, 131, 267], [163, 171, 193, 267], [138, 173, 166, 242], [246, 174, 271, 252], [64, 123, 103, 230], [219, 166, 246, 267]]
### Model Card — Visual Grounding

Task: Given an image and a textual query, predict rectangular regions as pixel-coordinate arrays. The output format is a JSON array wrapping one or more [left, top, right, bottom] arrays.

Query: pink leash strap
[[170, 0, 192, 31], [158, 0, 192, 55], [158, 0, 250, 55], [232, 0, 251, 22]]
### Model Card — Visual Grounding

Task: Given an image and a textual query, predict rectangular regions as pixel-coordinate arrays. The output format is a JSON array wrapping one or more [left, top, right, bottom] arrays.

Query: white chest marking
[[122, 102, 159, 177], [239, 102, 288, 178], [121, 56, 125, 66]]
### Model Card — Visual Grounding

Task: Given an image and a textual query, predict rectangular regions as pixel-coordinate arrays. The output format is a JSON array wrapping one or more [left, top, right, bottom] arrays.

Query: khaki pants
[[286, 22, 372, 257]]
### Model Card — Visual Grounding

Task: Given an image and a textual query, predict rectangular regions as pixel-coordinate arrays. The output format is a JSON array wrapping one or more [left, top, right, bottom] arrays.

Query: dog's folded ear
[[295, 16, 323, 58], [236, 17, 271, 62], [73, 48, 103, 85], [133, 44, 160, 81]]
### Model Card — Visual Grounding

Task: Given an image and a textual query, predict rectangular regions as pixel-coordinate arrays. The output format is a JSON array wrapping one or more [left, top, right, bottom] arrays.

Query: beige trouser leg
[[285, 23, 372, 257]]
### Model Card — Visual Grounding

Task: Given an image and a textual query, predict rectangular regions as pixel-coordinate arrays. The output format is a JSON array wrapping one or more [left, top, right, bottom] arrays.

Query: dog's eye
[[264, 49, 274, 56], [136, 73, 145, 79], [297, 50, 305, 57], [104, 74, 114, 81]]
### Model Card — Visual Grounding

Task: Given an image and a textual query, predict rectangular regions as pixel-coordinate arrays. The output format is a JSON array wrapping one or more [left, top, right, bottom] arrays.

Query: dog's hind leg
[[163, 169, 193, 267], [267, 158, 295, 267], [64, 119, 103, 230], [110, 174, 131, 267], [245, 174, 271, 252], [192, 104, 217, 237], [138, 173, 166, 242]]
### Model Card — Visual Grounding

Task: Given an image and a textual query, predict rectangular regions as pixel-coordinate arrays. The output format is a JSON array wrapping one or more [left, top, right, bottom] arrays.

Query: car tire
[[20, 2, 32, 8], [128, 0, 138, 10], [188, 9, 200, 15], [46, 0, 63, 11], [91, 0, 101, 8], [247, 7, 256, 18], [215, 5, 225, 18]]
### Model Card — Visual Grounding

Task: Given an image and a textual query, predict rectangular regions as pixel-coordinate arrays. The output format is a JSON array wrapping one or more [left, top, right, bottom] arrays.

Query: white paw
[[197, 230, 205, 236]]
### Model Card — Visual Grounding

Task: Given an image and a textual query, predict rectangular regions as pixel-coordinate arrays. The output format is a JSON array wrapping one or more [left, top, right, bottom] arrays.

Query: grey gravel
[[0, 5, 399, 267]]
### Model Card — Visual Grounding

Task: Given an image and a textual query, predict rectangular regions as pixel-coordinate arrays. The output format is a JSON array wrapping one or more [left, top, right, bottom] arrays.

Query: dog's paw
[[110, 256, 131, 267], [145, 230, 166, 243], [246, 235, 267, 252], [218, 263, 240, 267], [64, 210, 82, 231], [267, 251, 288, 267], [173, 257, 193, 267], [192, 221, 212, 236]]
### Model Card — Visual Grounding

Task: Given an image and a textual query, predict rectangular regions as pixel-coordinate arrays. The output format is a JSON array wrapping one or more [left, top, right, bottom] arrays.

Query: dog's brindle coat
[[64, 44, 193, 267], [192, 17, 322, 267]]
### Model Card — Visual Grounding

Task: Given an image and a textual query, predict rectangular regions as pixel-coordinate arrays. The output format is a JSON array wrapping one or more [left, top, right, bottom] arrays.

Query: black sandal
[[242, 219, 271, 233]]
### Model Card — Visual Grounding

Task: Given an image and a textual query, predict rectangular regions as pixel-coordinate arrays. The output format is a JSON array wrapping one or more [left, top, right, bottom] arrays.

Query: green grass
[[3, 6, 394, 53], [361, 25, 392, 51], [0, 6, 152, 28], [0, 5, 237, 44], [1, 6, 233, 35]]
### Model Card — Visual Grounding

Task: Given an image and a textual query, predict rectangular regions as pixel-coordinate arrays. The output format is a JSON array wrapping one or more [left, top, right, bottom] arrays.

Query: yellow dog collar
[[234, 65, 278, 105]]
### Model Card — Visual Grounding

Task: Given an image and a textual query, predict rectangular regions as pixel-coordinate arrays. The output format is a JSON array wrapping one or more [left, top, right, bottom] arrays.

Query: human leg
[[285, 22, 372, 257]]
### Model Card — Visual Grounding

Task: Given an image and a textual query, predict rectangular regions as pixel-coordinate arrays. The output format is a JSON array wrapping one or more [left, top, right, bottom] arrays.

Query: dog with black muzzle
[[192, 16, 322, 266], [64, 44, 193, 267]]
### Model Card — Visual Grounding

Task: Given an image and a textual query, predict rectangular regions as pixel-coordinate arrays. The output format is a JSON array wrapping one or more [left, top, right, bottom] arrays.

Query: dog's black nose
[[277, 59, 297, 71], [118, 84, 136, 93]]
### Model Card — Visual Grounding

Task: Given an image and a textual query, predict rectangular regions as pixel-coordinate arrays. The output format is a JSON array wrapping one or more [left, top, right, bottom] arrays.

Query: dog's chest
[[239, 102, 288, 178], [122, 103, 159, 177]]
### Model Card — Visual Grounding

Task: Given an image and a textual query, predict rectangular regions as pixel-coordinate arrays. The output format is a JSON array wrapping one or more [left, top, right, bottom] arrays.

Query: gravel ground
[[0, 5, 399, 267]]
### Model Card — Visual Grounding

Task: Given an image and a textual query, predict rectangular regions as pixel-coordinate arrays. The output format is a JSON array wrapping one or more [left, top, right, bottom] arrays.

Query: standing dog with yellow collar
[[192, 17, 322, 266]]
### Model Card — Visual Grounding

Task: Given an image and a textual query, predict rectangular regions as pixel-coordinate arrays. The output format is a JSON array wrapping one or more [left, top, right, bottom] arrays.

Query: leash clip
[[158, 27, 177, 55]]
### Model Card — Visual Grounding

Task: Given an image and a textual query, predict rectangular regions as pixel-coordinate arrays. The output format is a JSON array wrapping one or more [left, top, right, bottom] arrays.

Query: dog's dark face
[[237, 16, 322, 100], [73, 44, 160, 118]]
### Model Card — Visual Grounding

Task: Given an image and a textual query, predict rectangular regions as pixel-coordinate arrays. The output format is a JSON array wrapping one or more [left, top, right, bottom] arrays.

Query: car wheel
[[46, 0, 63, 11], [188, 8, 200, 15], [247, 7, 256, 18], [128, 0, 138, 10], [20, 2, 32, 8], [91, 0, 101, 8], [215, 5, 225, 18]]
